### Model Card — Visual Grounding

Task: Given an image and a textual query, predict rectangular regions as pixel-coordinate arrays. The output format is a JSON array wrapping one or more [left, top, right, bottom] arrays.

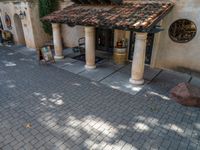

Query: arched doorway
[[13, 14, 25, 45]]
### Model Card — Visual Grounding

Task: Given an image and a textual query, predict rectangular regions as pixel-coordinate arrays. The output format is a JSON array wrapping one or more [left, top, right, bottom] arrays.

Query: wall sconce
[[19, 10, 26, 19]]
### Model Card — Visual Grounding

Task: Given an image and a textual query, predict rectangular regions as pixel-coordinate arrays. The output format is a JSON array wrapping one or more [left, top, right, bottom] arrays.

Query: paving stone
[[155, 70, 191, 85], [63, 48, 80, 57], [0, 45, 199, 150], [119, 64, 161, 81], [61, 60, 86, 74], [143, 65, 161, 81], [52, 58, 77, 68], [79, 62, 122, 81], [190, 76, 200, 88], [101, 71, 147, 95]]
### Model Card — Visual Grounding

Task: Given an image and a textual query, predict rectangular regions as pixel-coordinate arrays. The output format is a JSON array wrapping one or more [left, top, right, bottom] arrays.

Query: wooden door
[[96, 28, 114, 53]]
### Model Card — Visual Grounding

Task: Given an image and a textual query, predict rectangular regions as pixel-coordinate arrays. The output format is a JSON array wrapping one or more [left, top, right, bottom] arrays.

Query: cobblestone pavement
[[0, 46, 200, 150]]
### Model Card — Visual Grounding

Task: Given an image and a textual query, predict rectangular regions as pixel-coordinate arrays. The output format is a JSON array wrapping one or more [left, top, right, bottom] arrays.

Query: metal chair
[[72, 37, 85, 53]]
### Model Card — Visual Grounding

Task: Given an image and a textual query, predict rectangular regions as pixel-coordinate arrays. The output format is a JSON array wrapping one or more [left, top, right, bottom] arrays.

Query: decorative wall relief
[[169, 19, 197, 43], [5, 13, 12, 30]]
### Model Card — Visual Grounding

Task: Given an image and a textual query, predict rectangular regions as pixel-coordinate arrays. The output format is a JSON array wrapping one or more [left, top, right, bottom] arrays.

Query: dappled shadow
[[17, 78, 200, 149], [0, 46, 200, 149], [2, 60, 17, 67]]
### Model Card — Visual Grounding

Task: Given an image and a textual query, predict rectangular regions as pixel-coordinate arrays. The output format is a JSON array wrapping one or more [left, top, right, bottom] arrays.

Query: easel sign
[[38, 46, 55, 64]]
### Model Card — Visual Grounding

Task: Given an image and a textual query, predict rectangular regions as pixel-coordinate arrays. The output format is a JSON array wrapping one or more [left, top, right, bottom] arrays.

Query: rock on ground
[[170, 82, 200, 107]]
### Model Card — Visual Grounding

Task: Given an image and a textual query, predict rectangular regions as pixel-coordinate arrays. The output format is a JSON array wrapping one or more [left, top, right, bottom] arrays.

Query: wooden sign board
[[38, 46, 55, 64]]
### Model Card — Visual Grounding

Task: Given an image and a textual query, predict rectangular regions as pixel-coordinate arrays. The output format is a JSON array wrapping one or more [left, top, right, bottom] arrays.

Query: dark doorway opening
[[0, 18, 3, 30], [96, 28, 114, 53], [0, 18, 3, 44], [128, 32, 154, 65]]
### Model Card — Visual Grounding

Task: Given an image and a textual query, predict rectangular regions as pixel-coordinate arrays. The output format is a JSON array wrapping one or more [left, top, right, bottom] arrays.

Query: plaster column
[[85, 26, 96, 69], [130, 32, 148, 85], [52, 23, 64, 60]]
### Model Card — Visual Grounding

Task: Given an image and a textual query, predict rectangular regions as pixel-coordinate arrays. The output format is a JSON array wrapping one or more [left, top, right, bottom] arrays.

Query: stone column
[[52, 23, 64, 60], [130, 32, 148, 85], [85, 26, 96, 69]]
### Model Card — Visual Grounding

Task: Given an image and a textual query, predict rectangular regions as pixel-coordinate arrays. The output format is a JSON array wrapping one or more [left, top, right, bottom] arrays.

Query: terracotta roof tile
[[42, 1, 174, 31]]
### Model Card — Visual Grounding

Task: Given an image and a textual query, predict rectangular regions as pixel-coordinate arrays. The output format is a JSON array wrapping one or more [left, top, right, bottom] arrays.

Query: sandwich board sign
[[39, 46, 55, 64]]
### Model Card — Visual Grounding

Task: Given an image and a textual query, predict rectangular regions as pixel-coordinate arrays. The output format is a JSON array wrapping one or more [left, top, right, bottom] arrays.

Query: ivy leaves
[[39, 0, 59, 35]]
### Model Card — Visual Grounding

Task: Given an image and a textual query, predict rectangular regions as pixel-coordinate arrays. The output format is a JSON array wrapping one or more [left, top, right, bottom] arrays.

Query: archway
[[13, 14, 25, 45]]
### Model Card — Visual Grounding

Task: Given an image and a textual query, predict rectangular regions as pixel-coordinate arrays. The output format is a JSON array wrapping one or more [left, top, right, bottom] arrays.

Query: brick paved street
[[0, 46, 200, 150]]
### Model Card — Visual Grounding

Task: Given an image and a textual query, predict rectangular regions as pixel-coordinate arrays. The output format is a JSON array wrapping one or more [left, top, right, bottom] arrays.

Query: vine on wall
[[39, 0, 59, 35]]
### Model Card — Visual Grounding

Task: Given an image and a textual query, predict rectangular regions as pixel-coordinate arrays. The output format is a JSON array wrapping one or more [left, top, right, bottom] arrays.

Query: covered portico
[[43, 1, 174, 85]]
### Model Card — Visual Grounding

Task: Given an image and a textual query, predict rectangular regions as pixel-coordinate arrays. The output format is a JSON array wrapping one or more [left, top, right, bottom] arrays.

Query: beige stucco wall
[[58, 0, 85, 48], [61, 25, 85, 48], [0, 1, 50, 49], [57, 0, 200, 73], [0, 2, 23, 46], [29, 1, 51, 48], [154, 0, 200, 72]]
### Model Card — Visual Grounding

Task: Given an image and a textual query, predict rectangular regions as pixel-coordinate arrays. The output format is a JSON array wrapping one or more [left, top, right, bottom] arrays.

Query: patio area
[[52, 48, 197, 96], [1, 45, 200, 150]]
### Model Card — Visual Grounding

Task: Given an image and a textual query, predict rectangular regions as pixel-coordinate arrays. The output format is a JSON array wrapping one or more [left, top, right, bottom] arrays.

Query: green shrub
[[39, 0, 59, 35]]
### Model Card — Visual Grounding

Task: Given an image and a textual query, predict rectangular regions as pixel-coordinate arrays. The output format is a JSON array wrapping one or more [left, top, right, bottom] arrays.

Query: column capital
[[52, 23, 60, 28], [135, 32, 148, 40], [85, 26, 95, 32]]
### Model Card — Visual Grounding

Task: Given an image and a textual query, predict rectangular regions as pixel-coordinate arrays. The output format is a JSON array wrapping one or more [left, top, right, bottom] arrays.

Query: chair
[[78, 37, 85, 52], [72, 37, 85, 53], [2, 30, 13, 44]]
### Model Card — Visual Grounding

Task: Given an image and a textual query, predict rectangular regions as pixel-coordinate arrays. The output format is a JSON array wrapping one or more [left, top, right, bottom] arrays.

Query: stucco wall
[[154, 0, 200, 72], [61, 25, 85, 48], [0, 1, 50, 49], [29, 2, 51, 48], [0, 2, 21, 45], [0, 2, 36, 48], [59, 0, 85, 48]]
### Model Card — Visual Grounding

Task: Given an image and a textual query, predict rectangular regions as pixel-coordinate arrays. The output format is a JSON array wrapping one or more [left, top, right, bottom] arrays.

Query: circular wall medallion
[[169, 19, 197, 43], [5, 13, 12, 30]]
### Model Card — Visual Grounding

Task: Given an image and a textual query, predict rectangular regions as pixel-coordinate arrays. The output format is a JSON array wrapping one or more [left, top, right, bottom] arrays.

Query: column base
[[85, 65, 96, 70], [54, 55, 64, 60], [129, 78, 144, 85]]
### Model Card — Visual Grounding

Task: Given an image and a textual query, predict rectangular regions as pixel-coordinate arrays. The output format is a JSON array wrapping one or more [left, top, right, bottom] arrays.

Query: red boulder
[[170, 82, 200, 107]]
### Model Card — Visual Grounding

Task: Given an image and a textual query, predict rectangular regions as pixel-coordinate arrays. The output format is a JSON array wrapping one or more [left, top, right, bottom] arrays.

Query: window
[[169, 19, 197, 43]]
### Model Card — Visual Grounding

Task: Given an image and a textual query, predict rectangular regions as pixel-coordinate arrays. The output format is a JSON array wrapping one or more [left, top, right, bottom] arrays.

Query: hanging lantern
[[19, 10, 26, 20]]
